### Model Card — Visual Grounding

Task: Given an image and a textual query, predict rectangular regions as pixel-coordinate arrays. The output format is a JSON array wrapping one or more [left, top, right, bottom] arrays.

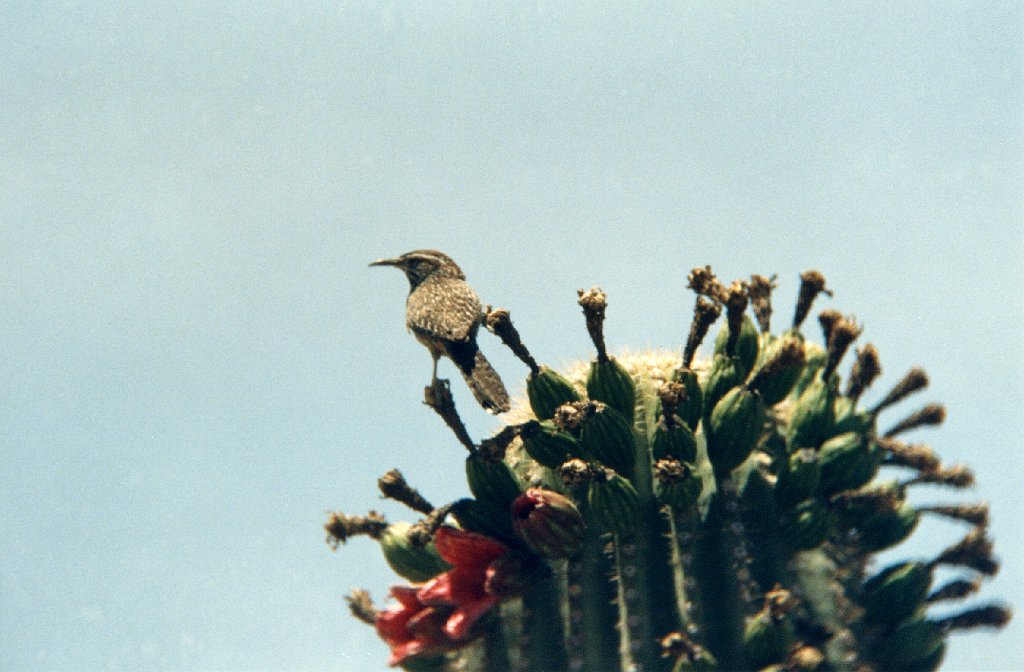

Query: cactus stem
[[870, 367, 929, 416], [820, 316, 861, 382], [682, 297, 722, 369], [324, 511, 387, 548], [423, 378, 476, 452], [483, 612, 514, 672], [845, 343, 881, 402], [578, 287, 610, 363], [747, 274, 777, 334], [345, 588, 378, 625], [569, 534, 622, 672], [883, 403, 946, 437], [520, 572, 569, 672], [486, 306, 540, 376], [689, 492, 747, 671], [378, 469, 435, 515], [611, 376, 682, 671], [792, 270, 831, 330]]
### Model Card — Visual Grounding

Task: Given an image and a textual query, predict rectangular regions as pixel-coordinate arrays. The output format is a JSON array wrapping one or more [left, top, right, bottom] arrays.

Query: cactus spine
[[328, 267, 1009, 671]]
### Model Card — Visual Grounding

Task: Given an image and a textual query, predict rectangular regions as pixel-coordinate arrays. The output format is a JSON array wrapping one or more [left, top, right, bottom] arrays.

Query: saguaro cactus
[[326, 268, 1009, 672]]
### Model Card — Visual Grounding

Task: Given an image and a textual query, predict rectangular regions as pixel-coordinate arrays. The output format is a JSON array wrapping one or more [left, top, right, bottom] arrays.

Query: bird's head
[[369, 249, 465, 289]]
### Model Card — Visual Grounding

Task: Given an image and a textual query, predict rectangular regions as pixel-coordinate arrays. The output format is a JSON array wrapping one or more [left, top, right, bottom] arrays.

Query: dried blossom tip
[[378, 469, 434, 515], [559, 458, 595, 486], [660, 631, 707, 663], [930, 527, 999, 576], [324, 511, 388, 549], [817, 308, 843, 345], [846, 343, 882, 401], [346, 589, 378, 625], [687, 265, 725, 301], [577, 286, 609, 362], [792, 269, 831, 329], [552, 400, 593, 433], [884, 403, 946, 437], [878, 438, 942, 472], [910, 463, 975, 489], [871, 366, 929, 415], [937, 605, 1012, 632], [927, 578, 982, 603], [920, 503, 990, 527], [821, 316, 861, 381], [747, 273, 777, 333], [485, 306, 539, 375], [682, 296, 722, 368], [423, 378, 476, 452], [723, 280, 750, 357]]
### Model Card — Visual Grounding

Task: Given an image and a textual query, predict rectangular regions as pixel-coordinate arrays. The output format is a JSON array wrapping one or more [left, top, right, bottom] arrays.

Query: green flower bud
[[836, 483, 919, 552], [789, 342, 826, 399], [871, 617, 945, 672], [527, 366, 581, 420], [702, 354, 745, 419], [586, 357, 636, 424], [654, 459, 703, 510], [742, 612, 794, 670], [775, 448, 821, 508], [511, 488, 586, 559], [714, 314, 760, 377], [670, 367, 704, 431], [859, 500, 920, 552], [580, 402, 636, 478], [816, 432, 880, 494], [652, 420, 698, 463], [861, 561, 932, 625], [788, 377, 836, 450], [748, 336, 805, 406], [520, 420, 581, 468], [466, 454, 522, 510], [707, 387, 767, 475], [832, 396, 873, 435], [380, 522, 452, 582], [781, 499, 832, 550], [587, 471, 640, 536], [450, 497, 516, 544]]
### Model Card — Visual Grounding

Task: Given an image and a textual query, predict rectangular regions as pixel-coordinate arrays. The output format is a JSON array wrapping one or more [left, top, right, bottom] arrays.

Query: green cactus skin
[[332, 270, 1009, 672]]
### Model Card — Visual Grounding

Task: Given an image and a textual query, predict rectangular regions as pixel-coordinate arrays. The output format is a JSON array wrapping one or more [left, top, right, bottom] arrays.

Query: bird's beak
[[369, 257, 402, 268]]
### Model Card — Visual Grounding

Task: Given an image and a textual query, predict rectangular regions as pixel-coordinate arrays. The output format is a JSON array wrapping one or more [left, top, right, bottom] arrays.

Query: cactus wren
[[370, 249, 511, 414]]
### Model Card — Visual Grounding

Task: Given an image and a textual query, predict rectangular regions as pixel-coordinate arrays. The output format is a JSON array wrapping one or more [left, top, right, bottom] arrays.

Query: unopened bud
[[527, 366, 581, 420], [380, 522, 452, 582], [511, 488, 586, 559]]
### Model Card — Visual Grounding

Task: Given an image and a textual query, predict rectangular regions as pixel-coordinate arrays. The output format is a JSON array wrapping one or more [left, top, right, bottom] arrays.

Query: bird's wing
[[406, 278, 483, 342]]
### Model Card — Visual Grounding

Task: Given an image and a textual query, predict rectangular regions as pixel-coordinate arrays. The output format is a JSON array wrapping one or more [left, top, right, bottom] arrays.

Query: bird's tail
[[447, 341, 511, 414]]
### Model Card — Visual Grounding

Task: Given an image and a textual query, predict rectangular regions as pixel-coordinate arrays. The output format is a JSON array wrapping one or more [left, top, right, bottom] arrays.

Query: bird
[[369, 249, 511, 414]]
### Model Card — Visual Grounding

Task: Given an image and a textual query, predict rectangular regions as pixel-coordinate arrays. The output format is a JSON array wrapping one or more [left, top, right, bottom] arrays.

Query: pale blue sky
[[1, 3, 1021, 671]]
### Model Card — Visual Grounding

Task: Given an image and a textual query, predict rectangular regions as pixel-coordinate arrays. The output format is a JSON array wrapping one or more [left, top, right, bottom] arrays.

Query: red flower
[[375, 586, 457, 666], [375, 527, 513, 666], [417, 526, 509, 640]]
